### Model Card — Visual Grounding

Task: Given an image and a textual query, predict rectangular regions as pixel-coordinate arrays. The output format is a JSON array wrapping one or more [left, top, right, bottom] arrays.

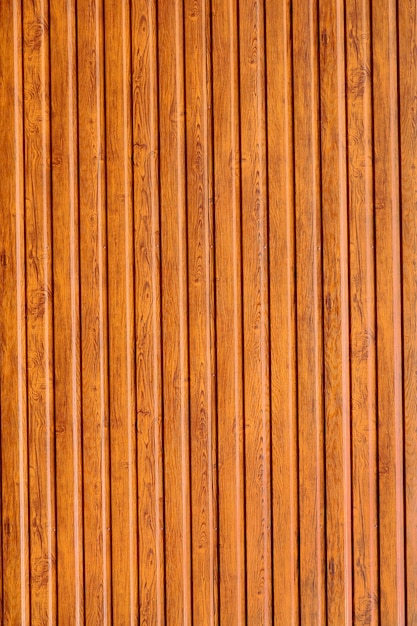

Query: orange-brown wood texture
[[1, 1, 416, 624]]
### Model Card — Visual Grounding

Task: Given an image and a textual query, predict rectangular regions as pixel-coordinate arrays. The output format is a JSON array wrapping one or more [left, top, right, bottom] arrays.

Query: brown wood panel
[[293, 1, 326, 622], [266, 2, 299, 624], [50, 1, 84, 623], [77, 1, 112, 622], [1, 1, 416, 624], [132, 1, 165, 623], [212, 1, 246, 623], [400, 1, 417, 624], [346, 1, 379, 623], [0, 2, 30, 624], [320, 1, 352, 623]]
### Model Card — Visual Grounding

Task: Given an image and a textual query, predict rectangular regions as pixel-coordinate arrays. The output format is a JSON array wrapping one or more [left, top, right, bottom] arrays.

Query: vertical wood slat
[[373, 1, 405, 624], [346, 1, 379, 623], [212, 0, 246, 623], [184, 0, 218, 623], [50, 0, 84, 623], [399, 0, 417, 622], [158, 0, 192, 622], [293, 1, 326, 623], [1, 1, 417, 623], [103, 1, 138, 623], [0, 2, 30, 624], [319, 0, 352, 624], [265, 2, 299, 624], [239, 0, 272, 622], [77, 0, 112, 622], [22, 1, 57, 623], [132, 1, 165, 623]]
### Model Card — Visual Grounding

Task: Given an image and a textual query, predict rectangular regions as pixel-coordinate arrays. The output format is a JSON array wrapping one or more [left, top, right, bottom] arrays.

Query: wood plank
[[103, 1, 139, 622], [0, 1, 30, 623], [399, 0, 417, 622], [292, 1, 326, 622], [22, 1, 57, 622], [50, 1, 84, 622], [372, 1, 405, 623], [319, 0, 352, 623], [345, 0, 379, 622], [265, 1, 299, 624], [212, 0, 246, 622], [131, 1, 165, 623], [184, 1, 218, 623], [238, 0, 272, 622], [158, 0, 192, 622], [77, 1, 112, 622]]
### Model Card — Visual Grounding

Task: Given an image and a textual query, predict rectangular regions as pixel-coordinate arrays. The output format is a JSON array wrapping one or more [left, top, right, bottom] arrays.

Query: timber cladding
[[0, 0, 415, 624]]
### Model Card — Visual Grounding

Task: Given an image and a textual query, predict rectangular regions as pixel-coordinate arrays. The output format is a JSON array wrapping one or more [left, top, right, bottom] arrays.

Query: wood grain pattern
[[78, 1, 112, 622], [50, 1, 84, 623], [184, 0, 218, 623], [266, 1, 299, 624], [400, 1, 417, 624], [373, 2, 405, 624], [346, 1, 379, 623], [239, 0, 272, 623], [212, 0, 246, 623], [1, 1, 416, 623], [320, 1, 352, 623], [23, 1, 57, 623], [0, 2, 30, 624], [158, 0, 192, 622], [132, 1, 165, 623], [293, 1, 326, 622]]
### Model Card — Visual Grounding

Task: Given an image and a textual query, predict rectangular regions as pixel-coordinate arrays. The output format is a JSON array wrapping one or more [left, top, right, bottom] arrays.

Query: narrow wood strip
[[265, 1, 299, 624], [372, 1, 405, 623], [238, 0, 272, 622], [15, 3, 31, 620], [0, 1, 30, 622], [103, 0, 138, 622], [132, 1, 165, 623], [22, 1, 57, 622], [398, 0, 417, 622], [158, 0, 192, 621], [184, 0, 218, 623], [77, 0, 112, 621], [50, 0, 84, 622], [319, 0, 352, 623], [292, 1, 326, 622], [345, 0, 379, 622], [212, 0, 246, 621]]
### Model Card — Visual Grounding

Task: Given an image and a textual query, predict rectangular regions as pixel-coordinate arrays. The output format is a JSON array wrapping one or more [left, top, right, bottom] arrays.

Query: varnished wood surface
[[0, 1, 416, 624]]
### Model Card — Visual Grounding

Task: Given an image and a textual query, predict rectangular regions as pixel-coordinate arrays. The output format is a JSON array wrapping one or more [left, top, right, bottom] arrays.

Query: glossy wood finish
[[1, 1, 416, 624]]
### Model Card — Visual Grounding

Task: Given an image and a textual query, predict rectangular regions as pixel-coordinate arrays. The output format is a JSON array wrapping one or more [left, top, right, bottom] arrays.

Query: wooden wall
[[1, 0, 416, 624]]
